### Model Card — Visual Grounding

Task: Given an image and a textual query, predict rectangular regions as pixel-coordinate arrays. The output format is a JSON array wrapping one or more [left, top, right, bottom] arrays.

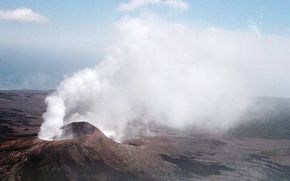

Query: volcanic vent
[[60, 121, 100, 139], [1, 121, 241, 181], [2, 122, 140, 181]]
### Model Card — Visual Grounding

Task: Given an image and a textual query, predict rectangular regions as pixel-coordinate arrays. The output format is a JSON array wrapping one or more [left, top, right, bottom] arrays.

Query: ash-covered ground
[[0, 91, 290, 181]]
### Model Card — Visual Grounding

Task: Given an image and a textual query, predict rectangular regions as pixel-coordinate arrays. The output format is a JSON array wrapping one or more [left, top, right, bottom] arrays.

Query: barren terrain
[[0, 91, 290, 180]]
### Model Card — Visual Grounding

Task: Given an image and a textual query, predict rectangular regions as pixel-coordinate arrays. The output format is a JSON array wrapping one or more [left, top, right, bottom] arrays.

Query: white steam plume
[[38, 15, 290, 141]]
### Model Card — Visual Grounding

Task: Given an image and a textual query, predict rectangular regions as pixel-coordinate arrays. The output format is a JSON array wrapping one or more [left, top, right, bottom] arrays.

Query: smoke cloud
[[38, 15, 290, 141]]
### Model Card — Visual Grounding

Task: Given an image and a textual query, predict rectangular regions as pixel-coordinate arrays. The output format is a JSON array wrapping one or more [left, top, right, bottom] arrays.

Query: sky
[[0, 0, 290, 95]]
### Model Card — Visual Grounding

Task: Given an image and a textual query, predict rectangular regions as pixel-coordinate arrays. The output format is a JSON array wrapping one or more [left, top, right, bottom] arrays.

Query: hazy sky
[[1, 0, 290, 96], [1, 1, 290, 48]]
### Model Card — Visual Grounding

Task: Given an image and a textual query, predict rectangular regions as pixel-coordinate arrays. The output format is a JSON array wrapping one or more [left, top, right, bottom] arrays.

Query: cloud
[[118, 0, 189, 12], [0, 8, 49, 24]]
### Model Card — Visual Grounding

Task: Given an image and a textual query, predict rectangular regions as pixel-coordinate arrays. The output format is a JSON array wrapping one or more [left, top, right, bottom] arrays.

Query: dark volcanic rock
[[0, 125, 15, 136], [160, 154, 234, 177]]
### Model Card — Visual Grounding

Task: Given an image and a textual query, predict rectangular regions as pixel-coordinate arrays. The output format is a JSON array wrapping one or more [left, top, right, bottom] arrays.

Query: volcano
[[1, 122, 138, 181], [1, 122, 184, 181], [1, 91, 290, 180], [0, 121, 245, 181]]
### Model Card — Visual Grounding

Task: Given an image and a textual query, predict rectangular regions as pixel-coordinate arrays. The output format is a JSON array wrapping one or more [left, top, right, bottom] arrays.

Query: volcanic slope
[[1, 91, 290, 180], [0, 122, 184, 180]]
